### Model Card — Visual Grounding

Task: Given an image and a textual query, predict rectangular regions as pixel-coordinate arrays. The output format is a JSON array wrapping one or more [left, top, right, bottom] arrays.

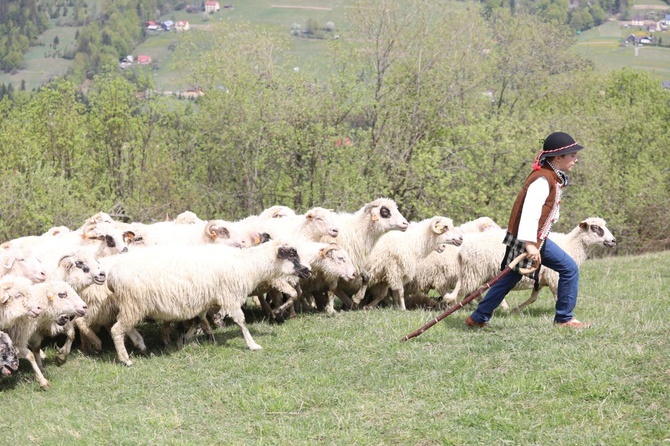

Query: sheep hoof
[[248, 344, 263, 351], [39, 380, 51, 390], [55, 354, 67, 366], [122, 359, 133, 367]]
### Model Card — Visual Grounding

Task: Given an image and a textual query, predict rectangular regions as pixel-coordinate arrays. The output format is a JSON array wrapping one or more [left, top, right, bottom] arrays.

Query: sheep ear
[[432, 221, 445, 234], [318, 247, 328, 258], [4, 257, 16, 269], [371, 213, 379, 222], [58, 255, 74, 270], [123, 231, 136, 243], [47, 293, 55, 302], [306, 212, 314, 220], [1, 291, 10, 305], [579, 221, 589, 231]]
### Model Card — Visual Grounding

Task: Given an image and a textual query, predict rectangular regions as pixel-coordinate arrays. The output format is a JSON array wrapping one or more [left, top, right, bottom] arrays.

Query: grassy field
[[1, 250, 668, 444]]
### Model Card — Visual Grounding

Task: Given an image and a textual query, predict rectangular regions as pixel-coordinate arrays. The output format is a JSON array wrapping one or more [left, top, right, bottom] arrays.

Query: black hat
[[532, 132, 584, 170], [539, 132, 584, 160]]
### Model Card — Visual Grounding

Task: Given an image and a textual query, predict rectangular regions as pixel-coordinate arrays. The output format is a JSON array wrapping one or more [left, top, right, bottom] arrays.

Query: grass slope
[[1, 250, 668, 445]]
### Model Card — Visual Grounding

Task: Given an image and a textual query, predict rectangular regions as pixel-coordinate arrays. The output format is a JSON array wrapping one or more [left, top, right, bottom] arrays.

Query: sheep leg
[[391, 286, 406, 310], [333, 287, 354, 311], [256, 292, 275, 320], [75, 319, 104, 353], [161, 322, 172, 346], [18, 347, 50, 389], [56, 320, 77, 365], [513, 289, 541, 313], [352, 284, 368, 307], [229, 307, 262, 350], [110, 320, 137, 366], [443, 278, 461, 305], [364, 283, 389, 310]]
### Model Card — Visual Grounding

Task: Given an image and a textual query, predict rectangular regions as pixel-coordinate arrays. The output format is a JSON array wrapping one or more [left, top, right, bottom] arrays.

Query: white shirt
[[517, 177, 550, 243]]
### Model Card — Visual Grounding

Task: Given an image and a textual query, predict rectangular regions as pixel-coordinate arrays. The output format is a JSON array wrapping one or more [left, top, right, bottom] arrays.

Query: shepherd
[[465, 131, 590, 329]]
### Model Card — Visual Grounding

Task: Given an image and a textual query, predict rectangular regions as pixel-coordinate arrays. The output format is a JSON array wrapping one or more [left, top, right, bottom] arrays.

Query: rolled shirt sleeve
[[517, 177, 549, 243]]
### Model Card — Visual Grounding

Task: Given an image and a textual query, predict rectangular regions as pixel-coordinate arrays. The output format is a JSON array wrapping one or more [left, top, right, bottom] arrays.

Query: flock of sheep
[[0, 197, 617, 389]]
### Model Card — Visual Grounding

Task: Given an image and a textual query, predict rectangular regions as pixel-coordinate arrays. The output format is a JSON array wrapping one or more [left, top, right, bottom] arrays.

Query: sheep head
[[578, 218, 617, 248], [362, 198, 409, 232]]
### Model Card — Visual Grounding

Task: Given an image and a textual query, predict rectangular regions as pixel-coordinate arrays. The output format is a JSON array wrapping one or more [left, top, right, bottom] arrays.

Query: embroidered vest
[[507, 165, 562, 249]]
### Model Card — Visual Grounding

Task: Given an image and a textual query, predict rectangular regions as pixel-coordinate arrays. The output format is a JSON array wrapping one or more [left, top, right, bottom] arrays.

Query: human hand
[[525, 243, 541, 265]]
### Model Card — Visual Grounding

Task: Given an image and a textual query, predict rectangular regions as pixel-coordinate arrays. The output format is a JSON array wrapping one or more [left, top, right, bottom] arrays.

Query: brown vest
[[507, 165, 561, 249]]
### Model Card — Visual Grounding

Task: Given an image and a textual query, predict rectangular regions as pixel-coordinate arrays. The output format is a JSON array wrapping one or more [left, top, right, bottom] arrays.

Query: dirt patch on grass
[[271, 4, 333, 10]]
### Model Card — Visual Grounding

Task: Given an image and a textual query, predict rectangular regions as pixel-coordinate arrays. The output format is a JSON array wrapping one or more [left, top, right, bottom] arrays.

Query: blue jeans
[[469, 238, 579, 324]]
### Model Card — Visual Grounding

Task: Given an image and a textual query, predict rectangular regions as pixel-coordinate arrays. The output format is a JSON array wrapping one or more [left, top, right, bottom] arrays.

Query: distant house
[[631, 16, 644, 27], [205, 1, 220, 12], [665, 14, 670, 25], [162, 20, 174, 31], [145, 20, 159, 31], [176, 20, 190, 31], [137, 55, 152, 65]]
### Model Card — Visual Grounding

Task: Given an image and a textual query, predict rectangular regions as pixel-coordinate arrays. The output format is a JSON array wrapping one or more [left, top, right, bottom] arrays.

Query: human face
[[552, 152, 579, 172]]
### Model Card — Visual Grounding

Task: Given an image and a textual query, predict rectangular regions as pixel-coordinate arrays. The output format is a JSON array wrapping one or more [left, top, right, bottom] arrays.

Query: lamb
[[105, 240, 311, 366], [5, 280, 88, 389], [174, 210, 203, 225], [404, 217, 503, 306], [0, 247, 47, 283], [0, 331, 19, 378], [445, 217, 616, 311], [353, 216, 464, 310], [305, 198, 409, 315]]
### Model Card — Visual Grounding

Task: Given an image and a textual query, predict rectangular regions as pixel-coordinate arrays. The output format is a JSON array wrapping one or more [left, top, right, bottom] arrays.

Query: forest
[[0, 1, 668, 255]]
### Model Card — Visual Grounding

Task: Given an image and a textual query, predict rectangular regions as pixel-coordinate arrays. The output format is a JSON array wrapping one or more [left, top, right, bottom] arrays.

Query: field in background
[[1, 250, 668, 444], [573, 20, 670, 81], [3, 1, 670, 91]]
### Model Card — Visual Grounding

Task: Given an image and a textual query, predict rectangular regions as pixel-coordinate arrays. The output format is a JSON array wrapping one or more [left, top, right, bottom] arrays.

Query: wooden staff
[[401, 253, 537, 342]]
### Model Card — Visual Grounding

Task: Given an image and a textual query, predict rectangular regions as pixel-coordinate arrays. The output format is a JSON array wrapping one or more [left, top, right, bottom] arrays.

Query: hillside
[[5, 0, 670, 93]]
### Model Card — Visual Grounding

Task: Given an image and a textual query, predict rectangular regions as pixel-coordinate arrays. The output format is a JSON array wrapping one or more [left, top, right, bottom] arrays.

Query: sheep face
[[364, 198, 409, 233], [83, 221, 133, 256], [1, 248, 47, 283], [0, 331, 19, 377], [306, 208, 339, 238], [277, 246, 311, 279], [578, 218, 617, 248], [0, 276, 44, 319], [35, 281, 88, 320], [320, 245, 356, 282], [58, 253, 107, 287]]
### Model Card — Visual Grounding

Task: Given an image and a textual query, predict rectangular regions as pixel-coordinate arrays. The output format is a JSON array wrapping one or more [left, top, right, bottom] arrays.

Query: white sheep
[[0, 276, 44, 330], [46, 253, 108, 364], [510, 217, 616, 312], [5, 280, 88, 389], [404, 217, 503, 307], [0, 247, 47, 283], [105, 240, 311, 366], [11, 220, 135, 273], [445, 217, 616, 311], [353, 216, 464, 310], [0, 330, 19, 378], [174, 210, 203, 225], [303, 198, 409, 315]]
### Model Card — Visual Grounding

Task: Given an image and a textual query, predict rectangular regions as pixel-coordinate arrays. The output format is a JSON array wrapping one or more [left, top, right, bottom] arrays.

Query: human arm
[[517, 177, 549, 264]]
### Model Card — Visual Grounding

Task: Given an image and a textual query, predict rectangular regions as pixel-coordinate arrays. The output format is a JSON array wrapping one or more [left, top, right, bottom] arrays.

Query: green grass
[[1, 251, 669, 444], [573, 20, 670, 80]]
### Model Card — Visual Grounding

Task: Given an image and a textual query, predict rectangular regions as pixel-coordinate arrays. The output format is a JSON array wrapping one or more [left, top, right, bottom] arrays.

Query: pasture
[[573, 20, 670, 80], [1, 250, 668, 445]]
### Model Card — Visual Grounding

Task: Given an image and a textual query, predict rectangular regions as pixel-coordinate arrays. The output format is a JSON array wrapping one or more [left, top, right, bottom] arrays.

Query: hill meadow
[[0, 2, 668, 443]]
